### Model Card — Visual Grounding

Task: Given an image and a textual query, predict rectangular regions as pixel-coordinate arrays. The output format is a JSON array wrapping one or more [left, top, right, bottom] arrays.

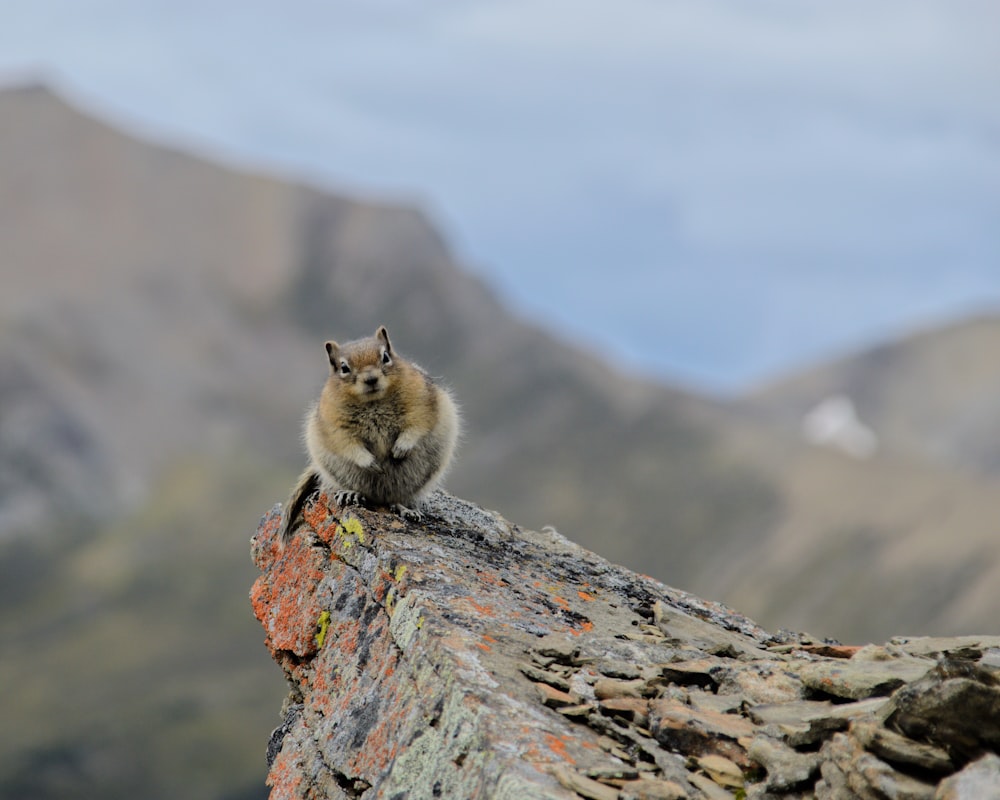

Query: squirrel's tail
[[280, 467, 321, 544]]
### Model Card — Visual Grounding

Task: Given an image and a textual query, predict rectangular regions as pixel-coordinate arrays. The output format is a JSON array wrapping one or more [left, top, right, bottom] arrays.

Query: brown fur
[[280, 326, 460, 542]]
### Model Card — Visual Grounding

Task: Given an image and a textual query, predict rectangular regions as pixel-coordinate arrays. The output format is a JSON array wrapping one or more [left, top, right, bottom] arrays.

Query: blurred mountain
[[1, 83, 998, 799], [748, 315, 1000, 474], [0, 81, 776, 590], [0, 81, 772, 800]]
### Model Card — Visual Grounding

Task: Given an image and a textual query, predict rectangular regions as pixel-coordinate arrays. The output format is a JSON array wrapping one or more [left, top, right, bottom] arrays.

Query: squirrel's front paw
[[391, 441, 412, 459], [334, 490, 365, 508], [353, 448, 378, 470], [390, 503, 423, 522], [391, 430, 421, 459]]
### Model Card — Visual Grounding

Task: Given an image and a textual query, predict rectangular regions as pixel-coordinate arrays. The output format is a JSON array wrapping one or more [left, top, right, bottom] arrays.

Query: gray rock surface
[[252, 492, 1000, 798], [934, 753, 1000, 800]]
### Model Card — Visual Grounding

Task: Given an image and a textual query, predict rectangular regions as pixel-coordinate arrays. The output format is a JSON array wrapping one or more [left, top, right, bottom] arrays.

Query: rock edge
[[251, 492, 1000, 799]]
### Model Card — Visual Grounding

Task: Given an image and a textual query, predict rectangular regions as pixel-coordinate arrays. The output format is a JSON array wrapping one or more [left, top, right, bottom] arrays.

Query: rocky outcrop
[[251, 492, 1000, 799]]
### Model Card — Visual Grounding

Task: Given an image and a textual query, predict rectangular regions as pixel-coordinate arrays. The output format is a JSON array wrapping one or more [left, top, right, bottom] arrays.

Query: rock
[[250, 491, 1000, 798], [881, 659, 1000, 761], [599, 660, 643, 680], [890, 635, 1000, 661], [748, 735, 821, 790], [852, 719, 953, 775], [535, 633, 581, 662], [535, 681, 580, 708], [687, 688, 744, 716], [266, 702, 303, 771], [688, 770, 737, 799], [618, 777, 689, 800], [746, 788, 813, 800], [653, 602, 768, 659], [713, 660, 805, 704], [797, 656, 932, 700], [696, 754, 745, 788], [521, 662, 573, 692], [981, 649, 1000, 670], [594, 677, 647, 699], [934, 753, 1000, 800], [656, 657, 724, 691], [597, 696, 651, 727], [551, 766, 619, 800], [815, 739, 856, 800], [583, 764, 640, 782], [818, 732, 936, 800], [557, 703, 594, 719], [797, 643, 865, 659], [817, 733, 934, 800], [748, 697, 887, 746], [648, 697, 755, 766]]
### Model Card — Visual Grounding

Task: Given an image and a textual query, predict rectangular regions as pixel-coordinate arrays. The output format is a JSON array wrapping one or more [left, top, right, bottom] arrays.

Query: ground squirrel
[[280, 325, 460, 542]]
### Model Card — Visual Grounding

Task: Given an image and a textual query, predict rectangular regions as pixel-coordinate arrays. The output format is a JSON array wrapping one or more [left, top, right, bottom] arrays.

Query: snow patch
[[802, 394, 878, 459]]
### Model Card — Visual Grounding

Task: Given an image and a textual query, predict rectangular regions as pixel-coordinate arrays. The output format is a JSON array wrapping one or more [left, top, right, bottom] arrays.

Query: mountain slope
[[736, 315, 1000, 639], [748, 314, 1000, 474]]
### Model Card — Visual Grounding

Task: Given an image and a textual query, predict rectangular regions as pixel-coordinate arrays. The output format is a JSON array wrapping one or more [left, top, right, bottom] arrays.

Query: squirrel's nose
[[364, 374, 380, 387]]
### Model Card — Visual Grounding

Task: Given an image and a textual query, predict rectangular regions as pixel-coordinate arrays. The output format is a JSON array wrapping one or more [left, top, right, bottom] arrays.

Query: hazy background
[[4, 0, 998, 390], [2, 3, 1000, 799]]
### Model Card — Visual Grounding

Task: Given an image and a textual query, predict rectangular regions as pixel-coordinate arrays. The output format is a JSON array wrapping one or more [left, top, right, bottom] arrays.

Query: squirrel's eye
[[381, 350, 392, 366], [339, 362, 351, 376]]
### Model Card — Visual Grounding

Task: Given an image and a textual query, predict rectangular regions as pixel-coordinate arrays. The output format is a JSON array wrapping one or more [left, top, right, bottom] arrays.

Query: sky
[[2, 0, 999, 391]]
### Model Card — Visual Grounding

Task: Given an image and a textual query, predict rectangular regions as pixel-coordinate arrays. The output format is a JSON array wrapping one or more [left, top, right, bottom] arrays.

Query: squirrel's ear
[[376, 325, 392, 354], [325, 341, 340, 369]]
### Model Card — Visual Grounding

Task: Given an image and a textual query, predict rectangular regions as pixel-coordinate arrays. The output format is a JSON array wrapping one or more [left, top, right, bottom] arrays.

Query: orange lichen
[[577, 590, 596, 602], [249, 531, 335, 658], [302, 492, 331, 533], [467, 598, 495, 616], [266, 746, 305, 799], [475, 570, 509, 587], [337, 625, 360, 655], [544, 733, 576, 765], [341, 650, 411, 779], [800, 644, 864, 659]]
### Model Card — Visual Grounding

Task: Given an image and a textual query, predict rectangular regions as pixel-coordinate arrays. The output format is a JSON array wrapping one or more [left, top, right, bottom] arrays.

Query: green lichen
[[341, 516, 365, 544], [315, 610, 331, 648]]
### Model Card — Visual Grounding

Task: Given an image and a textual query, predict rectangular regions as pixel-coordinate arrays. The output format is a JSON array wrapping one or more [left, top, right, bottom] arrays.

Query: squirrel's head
[[325, 326, 396, 400]]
